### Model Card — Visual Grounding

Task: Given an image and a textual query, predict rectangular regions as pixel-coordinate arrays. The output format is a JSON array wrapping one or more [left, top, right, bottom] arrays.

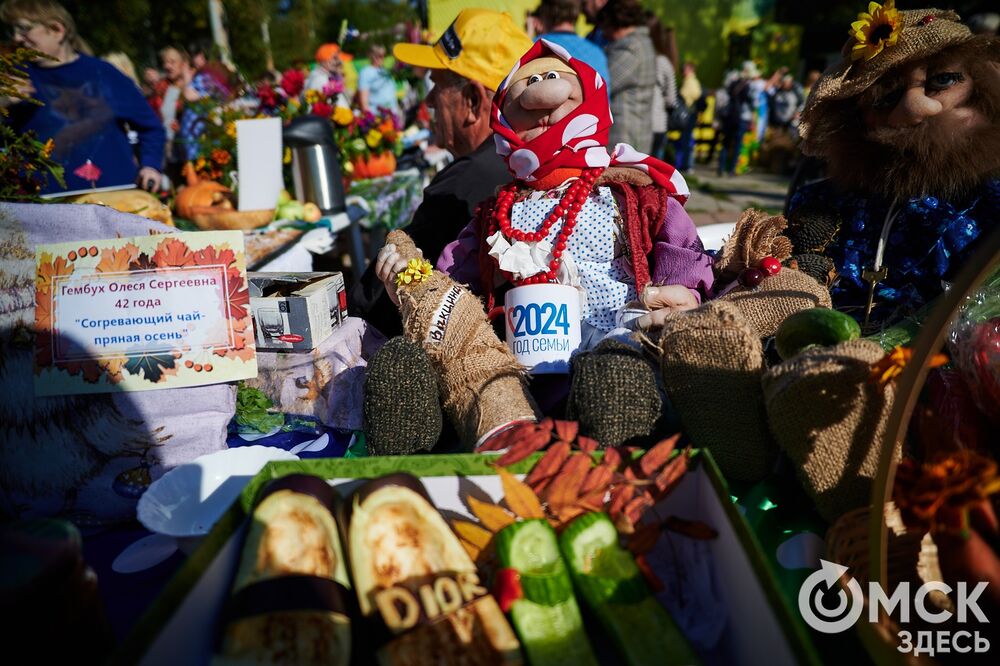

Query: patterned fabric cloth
[[509, 185, 634, 332], [606, 26, 656, 154], [491, 39, 688, 200], [788, 178, 1000, 329]]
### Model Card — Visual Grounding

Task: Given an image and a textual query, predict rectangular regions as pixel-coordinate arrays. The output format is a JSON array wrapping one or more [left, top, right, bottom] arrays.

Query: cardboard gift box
[[115, 451, 821, 666], [248, 272, 347, 351]]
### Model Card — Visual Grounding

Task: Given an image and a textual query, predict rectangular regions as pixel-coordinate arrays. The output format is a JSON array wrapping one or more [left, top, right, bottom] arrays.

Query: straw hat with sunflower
[[800, 2, 975, 150]]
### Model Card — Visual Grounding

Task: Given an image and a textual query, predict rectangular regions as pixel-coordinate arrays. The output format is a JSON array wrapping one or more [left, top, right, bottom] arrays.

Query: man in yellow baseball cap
[[393, 8, 532, 91], [351, 9, 532, 338]]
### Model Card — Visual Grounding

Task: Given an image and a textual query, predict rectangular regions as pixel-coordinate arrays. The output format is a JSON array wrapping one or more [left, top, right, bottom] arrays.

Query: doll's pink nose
[[887, 87, 943, 127], [518, 78, 573, 111]]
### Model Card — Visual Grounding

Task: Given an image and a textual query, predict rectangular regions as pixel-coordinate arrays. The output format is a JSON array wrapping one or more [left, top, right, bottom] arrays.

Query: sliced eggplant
[[216, 474, 352, 666], [343, 473, 521, 665]]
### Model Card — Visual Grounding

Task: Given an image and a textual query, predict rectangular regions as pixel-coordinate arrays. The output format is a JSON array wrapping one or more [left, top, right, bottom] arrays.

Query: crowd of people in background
[[3, 0, 999, 197]]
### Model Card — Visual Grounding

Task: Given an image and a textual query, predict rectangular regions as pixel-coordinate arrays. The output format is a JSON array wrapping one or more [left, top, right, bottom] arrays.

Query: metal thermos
[[282, 116, 346, 215]]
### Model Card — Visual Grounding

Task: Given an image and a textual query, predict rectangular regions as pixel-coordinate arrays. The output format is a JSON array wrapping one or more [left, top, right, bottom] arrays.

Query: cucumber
[[775, 307, 861, 360], [560, 512, 700, 666], [495, 519, 598, 666]]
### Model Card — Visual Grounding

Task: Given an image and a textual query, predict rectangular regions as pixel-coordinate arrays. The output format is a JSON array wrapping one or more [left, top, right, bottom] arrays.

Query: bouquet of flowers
[[187, 98, 256, 185], [336, 108, 402, 178], [0, 48, 64, 199]]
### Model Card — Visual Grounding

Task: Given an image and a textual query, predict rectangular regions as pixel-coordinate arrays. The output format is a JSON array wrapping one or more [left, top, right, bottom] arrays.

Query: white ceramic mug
[[503, 284, 582, 373]]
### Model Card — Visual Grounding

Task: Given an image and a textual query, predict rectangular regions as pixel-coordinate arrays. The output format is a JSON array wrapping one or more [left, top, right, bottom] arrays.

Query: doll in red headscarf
[[364, 41, 717, 458], [379, 40, 715, 348]]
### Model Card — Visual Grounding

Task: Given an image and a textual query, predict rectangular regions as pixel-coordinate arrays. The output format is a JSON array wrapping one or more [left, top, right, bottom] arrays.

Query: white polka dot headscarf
[[491, 39, 689, 203]]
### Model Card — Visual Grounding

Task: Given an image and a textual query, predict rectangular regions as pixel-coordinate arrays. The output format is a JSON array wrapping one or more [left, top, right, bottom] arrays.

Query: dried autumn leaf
[[556, 504, 587, 525], [653, 448, 690, 498], [496, 427, 553, 466], [640, 434, 680, 477], [627, 523, 661, 555], [497, 466, 545, 520], [608, 484, 635, 520], [544, 453, 591, 511], [480, 421, 540, 452], [553, 419, 578, 443], [624, 492, 656, 526], [467, 496, 516, 532], [664, 516, 718, 540], [576, 489, 606, 512], [525, 441, 572, 487], [603, 446, 623, 470], [577, 435, 599, 454], [452, 520, 493, 550], [459, 537, 483, 562], [580, 464, 614, 496]]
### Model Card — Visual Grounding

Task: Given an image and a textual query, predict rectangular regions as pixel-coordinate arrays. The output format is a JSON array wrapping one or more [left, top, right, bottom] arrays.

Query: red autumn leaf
[[608, 484, 635, 520], [575, 489, 606, 512], [603, 446, 623, 470], [627, 523, 662, 555], [653, 448, 691, 498], [525, 441, 571, 487], [480, 421, 544, 452], [152, 237, 195, 268], [193, 245, 236, 268], [553, 419, 578, 443], [496, 427, 553, 466], [544, 453, 591, 511], [577, 435, 599, 454], [624, 491, 656, 526], [580, 464, 614, 496], [640, 434, 680, 477], [664, 516, 718, 540], [226, 273, 250, 320]]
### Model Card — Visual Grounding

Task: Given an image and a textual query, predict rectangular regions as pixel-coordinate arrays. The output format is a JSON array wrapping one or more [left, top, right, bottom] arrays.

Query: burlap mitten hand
[[762, 339, 897, 523], [364, 337, 443, 455], [715, 209, 832, 337], [385, 230, 540, 448], [652, 300, 775, 482], [566, 338, 663, 447]]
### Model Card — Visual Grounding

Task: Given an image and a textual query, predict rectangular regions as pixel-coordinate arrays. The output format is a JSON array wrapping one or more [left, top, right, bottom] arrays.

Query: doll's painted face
[[501, 57, 584, 143]]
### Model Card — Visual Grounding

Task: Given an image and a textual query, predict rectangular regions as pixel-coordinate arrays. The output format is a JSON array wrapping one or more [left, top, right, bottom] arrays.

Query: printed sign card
[[236, 117, 283, 212], [34, 231, 257, 395]]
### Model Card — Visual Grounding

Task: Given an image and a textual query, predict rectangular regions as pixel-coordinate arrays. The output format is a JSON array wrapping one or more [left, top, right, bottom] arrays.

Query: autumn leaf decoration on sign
[[452, 419, 717, 569]]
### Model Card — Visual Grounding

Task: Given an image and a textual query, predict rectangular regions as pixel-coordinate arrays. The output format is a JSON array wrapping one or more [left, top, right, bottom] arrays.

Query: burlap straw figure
[[762, 339, 897, 522], [385, 229, 540, 448], [714, 209, 831, 337], [651, 301, 776, 482]]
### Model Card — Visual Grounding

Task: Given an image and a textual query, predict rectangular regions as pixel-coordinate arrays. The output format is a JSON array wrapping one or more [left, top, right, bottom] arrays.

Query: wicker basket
[[187, 207, 274, 231], [823, 228, 1000, 664]]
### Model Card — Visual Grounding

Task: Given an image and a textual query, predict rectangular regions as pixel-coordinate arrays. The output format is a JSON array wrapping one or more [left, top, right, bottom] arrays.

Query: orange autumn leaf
[[640, 434, 680, 476], [467, 496, 516, 532], [36, 252, 73, 293], [152, 237, 195, 268], [544, 453, 591, 511], [451, 520, 493, 550], [459, 537, 483, 562], [95, 244, 139, 273], [35, 289, 54, 331], [497, 466, 544, 520], [193, 245, 236, 268]]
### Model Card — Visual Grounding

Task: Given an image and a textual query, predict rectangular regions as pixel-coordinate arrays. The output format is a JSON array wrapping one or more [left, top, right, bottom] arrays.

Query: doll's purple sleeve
[[650, 196, 716, 302], [435, 218, 483, 293]]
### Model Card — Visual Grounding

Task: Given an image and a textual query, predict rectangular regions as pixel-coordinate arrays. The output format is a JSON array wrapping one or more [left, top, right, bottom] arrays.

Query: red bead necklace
[[488, 167, 604, 286]]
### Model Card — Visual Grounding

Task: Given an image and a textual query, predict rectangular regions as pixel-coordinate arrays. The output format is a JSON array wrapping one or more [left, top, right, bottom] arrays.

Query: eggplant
[[216, 474, 353, 666], [342, 473, 522, 665]]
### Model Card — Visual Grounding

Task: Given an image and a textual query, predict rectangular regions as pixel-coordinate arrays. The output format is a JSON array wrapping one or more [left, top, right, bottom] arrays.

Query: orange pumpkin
[[174, 162, 231, 219], [351, 152, 396, 180]]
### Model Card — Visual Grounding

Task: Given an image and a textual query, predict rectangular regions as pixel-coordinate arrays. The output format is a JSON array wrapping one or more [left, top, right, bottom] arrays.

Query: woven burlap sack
[[386, 231, 539, 448], [654, 300, 775, 482], [762, 339, 897, 523], [718, 267, 832, 337]]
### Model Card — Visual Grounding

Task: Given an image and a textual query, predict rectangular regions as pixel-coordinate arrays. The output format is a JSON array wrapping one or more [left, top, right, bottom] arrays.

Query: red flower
[[310, 101, 333, 117], [280, 69, 305, 97], [257, 83, 277, 108]]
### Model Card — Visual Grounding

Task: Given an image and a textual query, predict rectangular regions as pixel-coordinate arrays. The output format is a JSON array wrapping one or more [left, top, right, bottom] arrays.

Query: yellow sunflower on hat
[[849, 0, 902, 62]]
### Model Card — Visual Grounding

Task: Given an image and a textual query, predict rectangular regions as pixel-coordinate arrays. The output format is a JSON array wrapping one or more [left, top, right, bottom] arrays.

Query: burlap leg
[[386, 231, 540, 448], [762, 339, 897, 523], [364, 337, 443, 456], [718, 268, 832, 337], [566, 338, 662, 447], [654, 301, 775, 482]]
